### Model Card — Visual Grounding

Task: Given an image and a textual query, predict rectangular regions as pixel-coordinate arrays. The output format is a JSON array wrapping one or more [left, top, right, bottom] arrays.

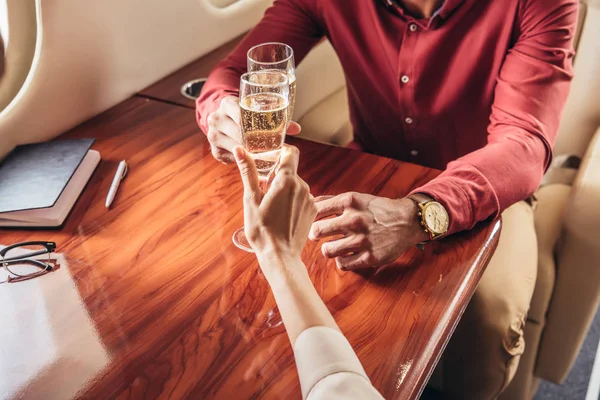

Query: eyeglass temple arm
[[2, 258, 53, 269], [3, 249, 51, 262], [1, 271, 49, 284], [1, 241, 56, 262]]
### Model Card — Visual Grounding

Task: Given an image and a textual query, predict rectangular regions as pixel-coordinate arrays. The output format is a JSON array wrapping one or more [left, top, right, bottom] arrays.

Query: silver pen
[[105, 160, 128, 208]]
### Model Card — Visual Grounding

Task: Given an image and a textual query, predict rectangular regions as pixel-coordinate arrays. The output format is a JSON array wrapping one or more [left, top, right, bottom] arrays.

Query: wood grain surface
[[0, 97, 500, 400], [138, 35, 244, 109]]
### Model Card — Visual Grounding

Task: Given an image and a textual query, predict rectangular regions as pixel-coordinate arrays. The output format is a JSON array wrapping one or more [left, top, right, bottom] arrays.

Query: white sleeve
[[293, 326, 385, 400]]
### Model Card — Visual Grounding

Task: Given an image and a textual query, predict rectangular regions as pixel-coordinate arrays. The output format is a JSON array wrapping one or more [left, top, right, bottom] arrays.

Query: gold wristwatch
[[408, 194, 450, 241]]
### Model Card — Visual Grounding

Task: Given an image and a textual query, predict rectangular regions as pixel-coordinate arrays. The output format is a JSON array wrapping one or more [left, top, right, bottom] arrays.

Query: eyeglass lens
[[1, 244, 52, 278]]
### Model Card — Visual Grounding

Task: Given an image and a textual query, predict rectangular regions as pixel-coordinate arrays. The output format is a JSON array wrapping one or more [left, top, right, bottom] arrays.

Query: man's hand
[[309, 193, 430, 270], [207, 96, 301, 164]]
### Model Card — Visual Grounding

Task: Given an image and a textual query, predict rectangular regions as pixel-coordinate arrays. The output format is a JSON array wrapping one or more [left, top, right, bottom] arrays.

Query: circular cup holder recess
[[181, 78, 207, 100]]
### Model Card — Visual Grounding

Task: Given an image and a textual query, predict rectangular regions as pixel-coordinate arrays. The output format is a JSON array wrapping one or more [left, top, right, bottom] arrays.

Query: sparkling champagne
[[288, 75, 297, 119], [241, 93, 288, 176]]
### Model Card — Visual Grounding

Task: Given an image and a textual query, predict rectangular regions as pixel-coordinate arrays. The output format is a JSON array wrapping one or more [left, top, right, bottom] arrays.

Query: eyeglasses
[[0, 241, 58, 284]]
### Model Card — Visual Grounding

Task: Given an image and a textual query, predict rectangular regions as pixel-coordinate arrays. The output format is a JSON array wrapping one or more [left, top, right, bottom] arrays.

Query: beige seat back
[[0, 0, 37, 113], [294, 40, 349, 146], [532, 0, 600, 385], [553, 0, 600, 158]]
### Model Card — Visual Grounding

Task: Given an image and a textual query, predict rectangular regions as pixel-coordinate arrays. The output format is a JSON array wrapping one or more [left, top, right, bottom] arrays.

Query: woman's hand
[[234, 145, 340, 348], [233, 145, 317, 260]]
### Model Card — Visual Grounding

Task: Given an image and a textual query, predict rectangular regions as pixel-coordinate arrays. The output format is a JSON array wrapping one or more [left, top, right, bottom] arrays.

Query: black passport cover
[[0, 138, 95, 213]]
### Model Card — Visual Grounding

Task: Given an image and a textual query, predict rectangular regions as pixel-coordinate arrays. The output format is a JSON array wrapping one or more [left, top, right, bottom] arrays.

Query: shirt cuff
[[409, 163, 500, 235], [409, 178, 471, 235], [293, 326, 370, 399]]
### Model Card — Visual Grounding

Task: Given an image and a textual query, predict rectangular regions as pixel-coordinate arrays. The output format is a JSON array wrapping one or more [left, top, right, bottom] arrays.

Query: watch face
[[423, 202, 449, 235]]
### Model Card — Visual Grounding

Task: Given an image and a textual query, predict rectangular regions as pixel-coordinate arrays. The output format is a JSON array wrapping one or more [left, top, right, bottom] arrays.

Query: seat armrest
[[541, 154, 581, 186], [535, 126, 600, 383]]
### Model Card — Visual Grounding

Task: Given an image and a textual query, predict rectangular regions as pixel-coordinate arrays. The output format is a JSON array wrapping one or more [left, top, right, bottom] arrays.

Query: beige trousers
[[429, 201, 538, 399]]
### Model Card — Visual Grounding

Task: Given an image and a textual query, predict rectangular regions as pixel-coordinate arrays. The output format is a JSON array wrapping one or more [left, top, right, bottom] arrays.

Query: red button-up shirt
[[197, 0, 577, 234]]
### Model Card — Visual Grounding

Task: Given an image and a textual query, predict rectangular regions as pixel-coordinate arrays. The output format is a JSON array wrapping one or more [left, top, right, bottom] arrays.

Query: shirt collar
[[381, 0, 464, 21], [436, 0, 465, 19], [432, 3, 444, 18]]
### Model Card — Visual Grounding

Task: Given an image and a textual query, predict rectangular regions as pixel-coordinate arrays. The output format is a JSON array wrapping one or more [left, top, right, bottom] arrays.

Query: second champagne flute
[[232, 70, 290, 252], [247, 43, 296, 119]]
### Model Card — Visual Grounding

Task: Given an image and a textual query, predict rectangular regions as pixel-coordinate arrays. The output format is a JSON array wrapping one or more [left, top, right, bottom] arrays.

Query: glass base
[[232, 227, 254, 253]]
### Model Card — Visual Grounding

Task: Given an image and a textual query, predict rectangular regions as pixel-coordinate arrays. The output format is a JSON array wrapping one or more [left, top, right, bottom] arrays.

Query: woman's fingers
[[277, 145, 300, 176], [262, 146, 300, 214], [234, 146, 261, 205]]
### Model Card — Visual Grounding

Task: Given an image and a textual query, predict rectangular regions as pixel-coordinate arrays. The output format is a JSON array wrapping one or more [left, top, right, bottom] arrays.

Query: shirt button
[[401, 75, 410, 84], [411, 150, 419, 156], [409, 23, 418, 32], [405, 117, 413, 124]]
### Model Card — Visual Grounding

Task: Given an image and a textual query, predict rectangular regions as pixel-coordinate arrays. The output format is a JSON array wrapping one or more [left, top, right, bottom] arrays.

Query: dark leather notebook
[[0, 139, 95, 213]]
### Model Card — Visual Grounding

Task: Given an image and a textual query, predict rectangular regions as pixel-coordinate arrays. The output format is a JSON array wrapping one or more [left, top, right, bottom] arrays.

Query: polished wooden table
[[1, 97, 500, 400]]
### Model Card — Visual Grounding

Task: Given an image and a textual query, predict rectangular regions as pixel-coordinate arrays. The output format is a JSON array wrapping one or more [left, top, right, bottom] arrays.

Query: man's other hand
[[309, 193, 430, 270], [207, 96, 301, 164]]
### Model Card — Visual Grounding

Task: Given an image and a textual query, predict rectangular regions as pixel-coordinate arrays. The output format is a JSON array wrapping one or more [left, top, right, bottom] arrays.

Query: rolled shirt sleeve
[[293, 326, 384, 400]]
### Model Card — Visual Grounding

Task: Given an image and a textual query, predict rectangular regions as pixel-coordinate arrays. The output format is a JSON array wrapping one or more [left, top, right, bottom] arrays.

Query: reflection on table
[[0, 251, 109, 399]]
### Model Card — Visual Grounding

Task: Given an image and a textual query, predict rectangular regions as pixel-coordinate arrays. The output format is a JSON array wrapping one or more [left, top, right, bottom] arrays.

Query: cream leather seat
[[501, 1, 600, 398], [0, 0, 37, 112], [297, 86, 351, 146], [295, 2, 600, 399]]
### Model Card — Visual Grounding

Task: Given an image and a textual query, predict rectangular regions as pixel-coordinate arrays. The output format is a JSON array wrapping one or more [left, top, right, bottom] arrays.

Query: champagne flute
[[247, 43, 296, 120], [232, 70, 290, 252]]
